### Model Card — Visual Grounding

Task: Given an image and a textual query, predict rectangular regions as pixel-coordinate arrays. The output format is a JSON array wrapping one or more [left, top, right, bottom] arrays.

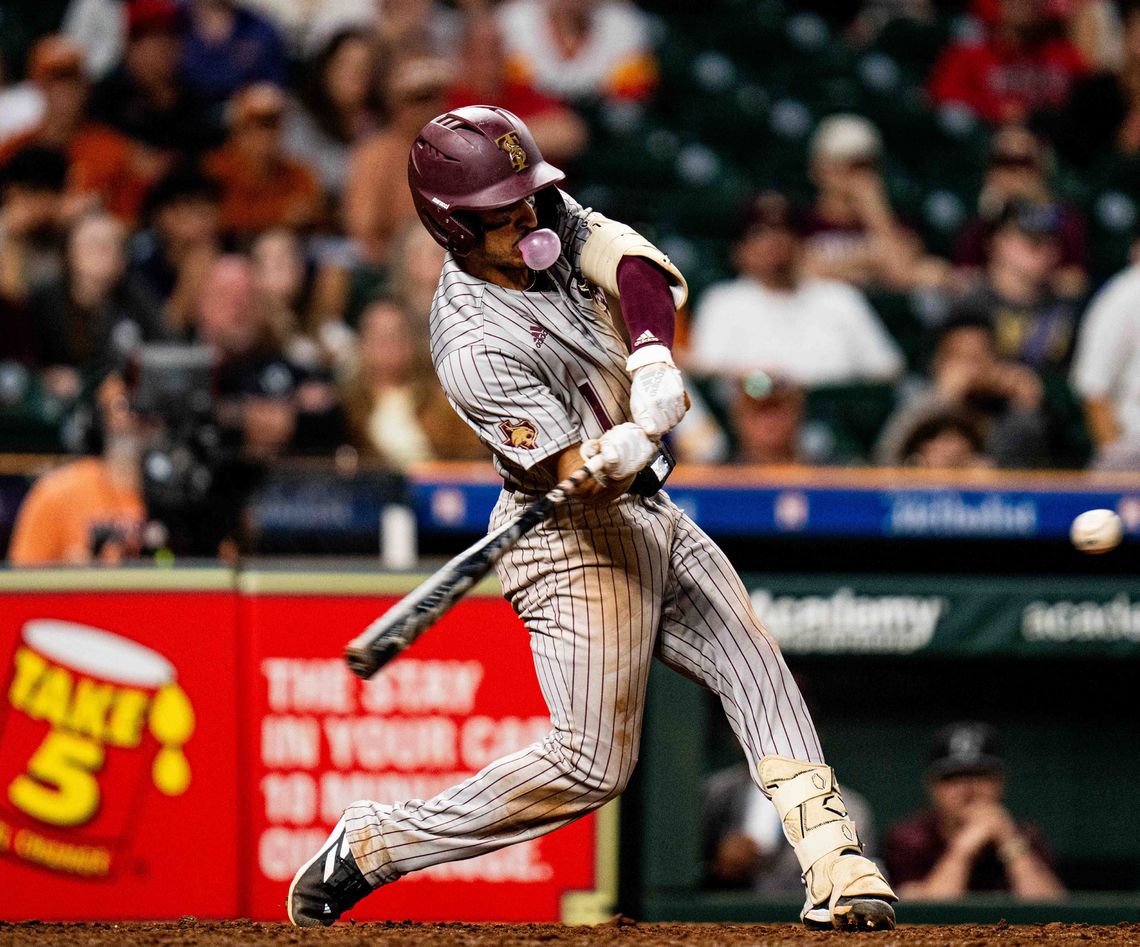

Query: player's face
[[470, 196, 539, 275]]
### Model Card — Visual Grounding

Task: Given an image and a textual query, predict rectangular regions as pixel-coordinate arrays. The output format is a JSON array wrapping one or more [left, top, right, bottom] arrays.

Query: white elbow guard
[[579, 212, 689, 310]]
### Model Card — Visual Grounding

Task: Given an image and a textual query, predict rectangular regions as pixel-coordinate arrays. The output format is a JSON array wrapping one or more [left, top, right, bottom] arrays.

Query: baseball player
[[288, 106, 897, 931]]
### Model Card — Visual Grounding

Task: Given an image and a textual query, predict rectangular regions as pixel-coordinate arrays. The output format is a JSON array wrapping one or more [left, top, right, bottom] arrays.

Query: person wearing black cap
[[944, 197, 1082, 379], [883, 722, 1065, 900]]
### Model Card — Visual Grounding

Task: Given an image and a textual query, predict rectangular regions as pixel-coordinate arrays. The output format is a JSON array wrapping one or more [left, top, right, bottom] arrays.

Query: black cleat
[[287, 818, 373, 927], [803, 895, 897, 932]]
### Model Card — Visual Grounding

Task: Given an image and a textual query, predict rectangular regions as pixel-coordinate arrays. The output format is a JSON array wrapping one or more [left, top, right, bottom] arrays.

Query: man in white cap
[[801, 114, 946, 292]]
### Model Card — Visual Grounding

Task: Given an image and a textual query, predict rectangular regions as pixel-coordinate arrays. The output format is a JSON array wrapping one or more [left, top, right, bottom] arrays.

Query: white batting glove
[[580, 422, 656, 484], [627, 344, 688, 438]]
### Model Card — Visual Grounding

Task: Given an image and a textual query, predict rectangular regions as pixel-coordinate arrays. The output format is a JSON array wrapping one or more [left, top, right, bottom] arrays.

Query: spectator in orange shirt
[[929, 0, 1087, 124], [205, 83, 324, 241], [344, 55, 451, 267], [0, 35, 170, 224], [8, 375, 147, 565]]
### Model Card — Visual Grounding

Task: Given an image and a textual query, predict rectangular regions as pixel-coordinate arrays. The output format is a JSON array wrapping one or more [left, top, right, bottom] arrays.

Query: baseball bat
[[344, 452, 608, 680]]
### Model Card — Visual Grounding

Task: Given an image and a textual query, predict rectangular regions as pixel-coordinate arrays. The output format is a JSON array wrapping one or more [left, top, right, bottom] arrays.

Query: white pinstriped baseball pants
[[345, 490, 823, 886]]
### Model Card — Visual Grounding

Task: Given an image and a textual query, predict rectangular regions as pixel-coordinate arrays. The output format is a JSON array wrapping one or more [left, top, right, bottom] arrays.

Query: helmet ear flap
[[447, 211, 481, 256]]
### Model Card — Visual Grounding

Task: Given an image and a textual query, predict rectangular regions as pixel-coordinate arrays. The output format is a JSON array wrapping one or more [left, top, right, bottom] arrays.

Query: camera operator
[[9, 374, 148, 564]]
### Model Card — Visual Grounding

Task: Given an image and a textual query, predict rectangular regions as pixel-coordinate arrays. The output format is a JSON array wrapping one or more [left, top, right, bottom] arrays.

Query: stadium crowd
[[2, 0, 1140, 562]]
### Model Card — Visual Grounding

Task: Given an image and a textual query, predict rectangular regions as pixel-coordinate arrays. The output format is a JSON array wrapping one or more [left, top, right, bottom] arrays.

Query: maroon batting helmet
[[408, 105, 565, 255]]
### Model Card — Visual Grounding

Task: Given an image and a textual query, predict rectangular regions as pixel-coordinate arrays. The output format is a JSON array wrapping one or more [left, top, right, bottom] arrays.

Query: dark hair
[[141, 164, 223, 222], [935, 310, 996, 347], [0, 145, 69, 192], [901, 409, 985, 462], [299, 29, 378, 145]]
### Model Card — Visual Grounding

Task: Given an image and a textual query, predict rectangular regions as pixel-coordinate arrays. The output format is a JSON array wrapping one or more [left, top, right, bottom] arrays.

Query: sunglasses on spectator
[[990, 153, 1038, 169], [247, 113, 282, 129]]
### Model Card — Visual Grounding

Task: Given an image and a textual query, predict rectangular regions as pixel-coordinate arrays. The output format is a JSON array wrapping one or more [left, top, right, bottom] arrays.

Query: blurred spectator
[[31, 211, 166, 400], [0, 35, 163, 223], [0, 146, 68, 308], [130, 165, 223, 334], [8, 374, 146, 565], [88, 0, 218, 157], [496, 0, 658, 102], [62, 0, 127, 80], [875, 313, 1051, 467], [0, 3, 71, 90], [341, 299, 483, 467], [370, 0, 465, 62], [953, 126, 1087, 297], [345, 55, 451, 267], [1069, 252, 1140, 470], [0, 50, 46, 140], [1045, 1, 1140, 167], [896, 409, 993, 469], [971, 0, 1122, 72], [802, 115, 948, 291], [282, 29, 380, 204], [703, 761, 878, 893], [181, 0, 287, 118], [251, 227, 323, 368], [193, 254, 343, 458], [727, 372, 807, 466], [238, 0, 374, 57], [885, 722, 1065, 899], [446, 13, 588, 167], [846, 0, 937, 47], [945, 198, 1080, 376], [689, 192, 904, 385], [204, 83, 323, 240], [387, 221, 447, 324], [929, 0, 1087, 124]]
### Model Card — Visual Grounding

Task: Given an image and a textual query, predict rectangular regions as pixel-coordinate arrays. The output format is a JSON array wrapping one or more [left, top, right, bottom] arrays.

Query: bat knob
[[345, 637, 401, 680]]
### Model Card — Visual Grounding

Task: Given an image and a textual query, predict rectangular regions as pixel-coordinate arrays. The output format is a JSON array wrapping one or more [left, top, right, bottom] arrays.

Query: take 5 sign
[[0, 570, 613, 923], [0, 572, 240, 919]]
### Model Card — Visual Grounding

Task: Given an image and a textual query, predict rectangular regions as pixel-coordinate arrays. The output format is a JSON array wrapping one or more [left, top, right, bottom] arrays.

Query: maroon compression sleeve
[[615, 256, 676, 353]]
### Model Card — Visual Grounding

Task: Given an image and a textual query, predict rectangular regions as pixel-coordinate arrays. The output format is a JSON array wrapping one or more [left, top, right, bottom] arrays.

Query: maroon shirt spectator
[[954, 127, 1087, 297], [884, 722, 1065, 900], [929, 0, 1087, 124], [886, 810, 1055, 892]]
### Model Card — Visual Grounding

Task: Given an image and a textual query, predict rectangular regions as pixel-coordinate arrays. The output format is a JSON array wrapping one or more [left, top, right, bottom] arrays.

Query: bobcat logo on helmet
[[499, 418, 538, 450], [495, 131, 529, 172]]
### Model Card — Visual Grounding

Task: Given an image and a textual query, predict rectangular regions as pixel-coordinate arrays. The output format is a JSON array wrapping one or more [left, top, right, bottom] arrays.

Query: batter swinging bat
[[344, 452, 608, 680]]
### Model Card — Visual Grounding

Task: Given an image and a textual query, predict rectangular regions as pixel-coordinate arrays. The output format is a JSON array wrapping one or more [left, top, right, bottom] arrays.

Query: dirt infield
[[2, 920, 1139, 946]]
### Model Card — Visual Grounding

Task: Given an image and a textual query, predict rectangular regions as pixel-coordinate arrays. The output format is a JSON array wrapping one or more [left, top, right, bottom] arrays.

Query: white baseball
[[1070, 509, 1123, 554]]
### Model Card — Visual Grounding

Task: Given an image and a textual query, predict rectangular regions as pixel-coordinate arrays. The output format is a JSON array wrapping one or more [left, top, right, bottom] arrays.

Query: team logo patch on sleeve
[[499, 418, 539, 450]]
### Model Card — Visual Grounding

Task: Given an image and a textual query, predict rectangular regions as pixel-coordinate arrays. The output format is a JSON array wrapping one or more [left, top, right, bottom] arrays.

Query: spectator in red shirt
[[929, 0, 1087, 124], [445, 13, 587, 167], [884, 722, 1065, 899]]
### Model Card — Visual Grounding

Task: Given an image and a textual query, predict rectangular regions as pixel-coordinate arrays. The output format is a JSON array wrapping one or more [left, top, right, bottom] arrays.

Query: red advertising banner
[[0, 572, 610, 923], [242, 587, 600, 922], [0, 579, 240, 920]]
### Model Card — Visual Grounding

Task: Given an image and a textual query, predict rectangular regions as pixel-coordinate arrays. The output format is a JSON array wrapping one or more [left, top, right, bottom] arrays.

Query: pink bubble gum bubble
[[519, 228, 561, 270]]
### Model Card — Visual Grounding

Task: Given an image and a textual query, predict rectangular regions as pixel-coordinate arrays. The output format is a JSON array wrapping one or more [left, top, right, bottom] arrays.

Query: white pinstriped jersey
[[342, 187, 829, 907], [430, 190, 634, 492]]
